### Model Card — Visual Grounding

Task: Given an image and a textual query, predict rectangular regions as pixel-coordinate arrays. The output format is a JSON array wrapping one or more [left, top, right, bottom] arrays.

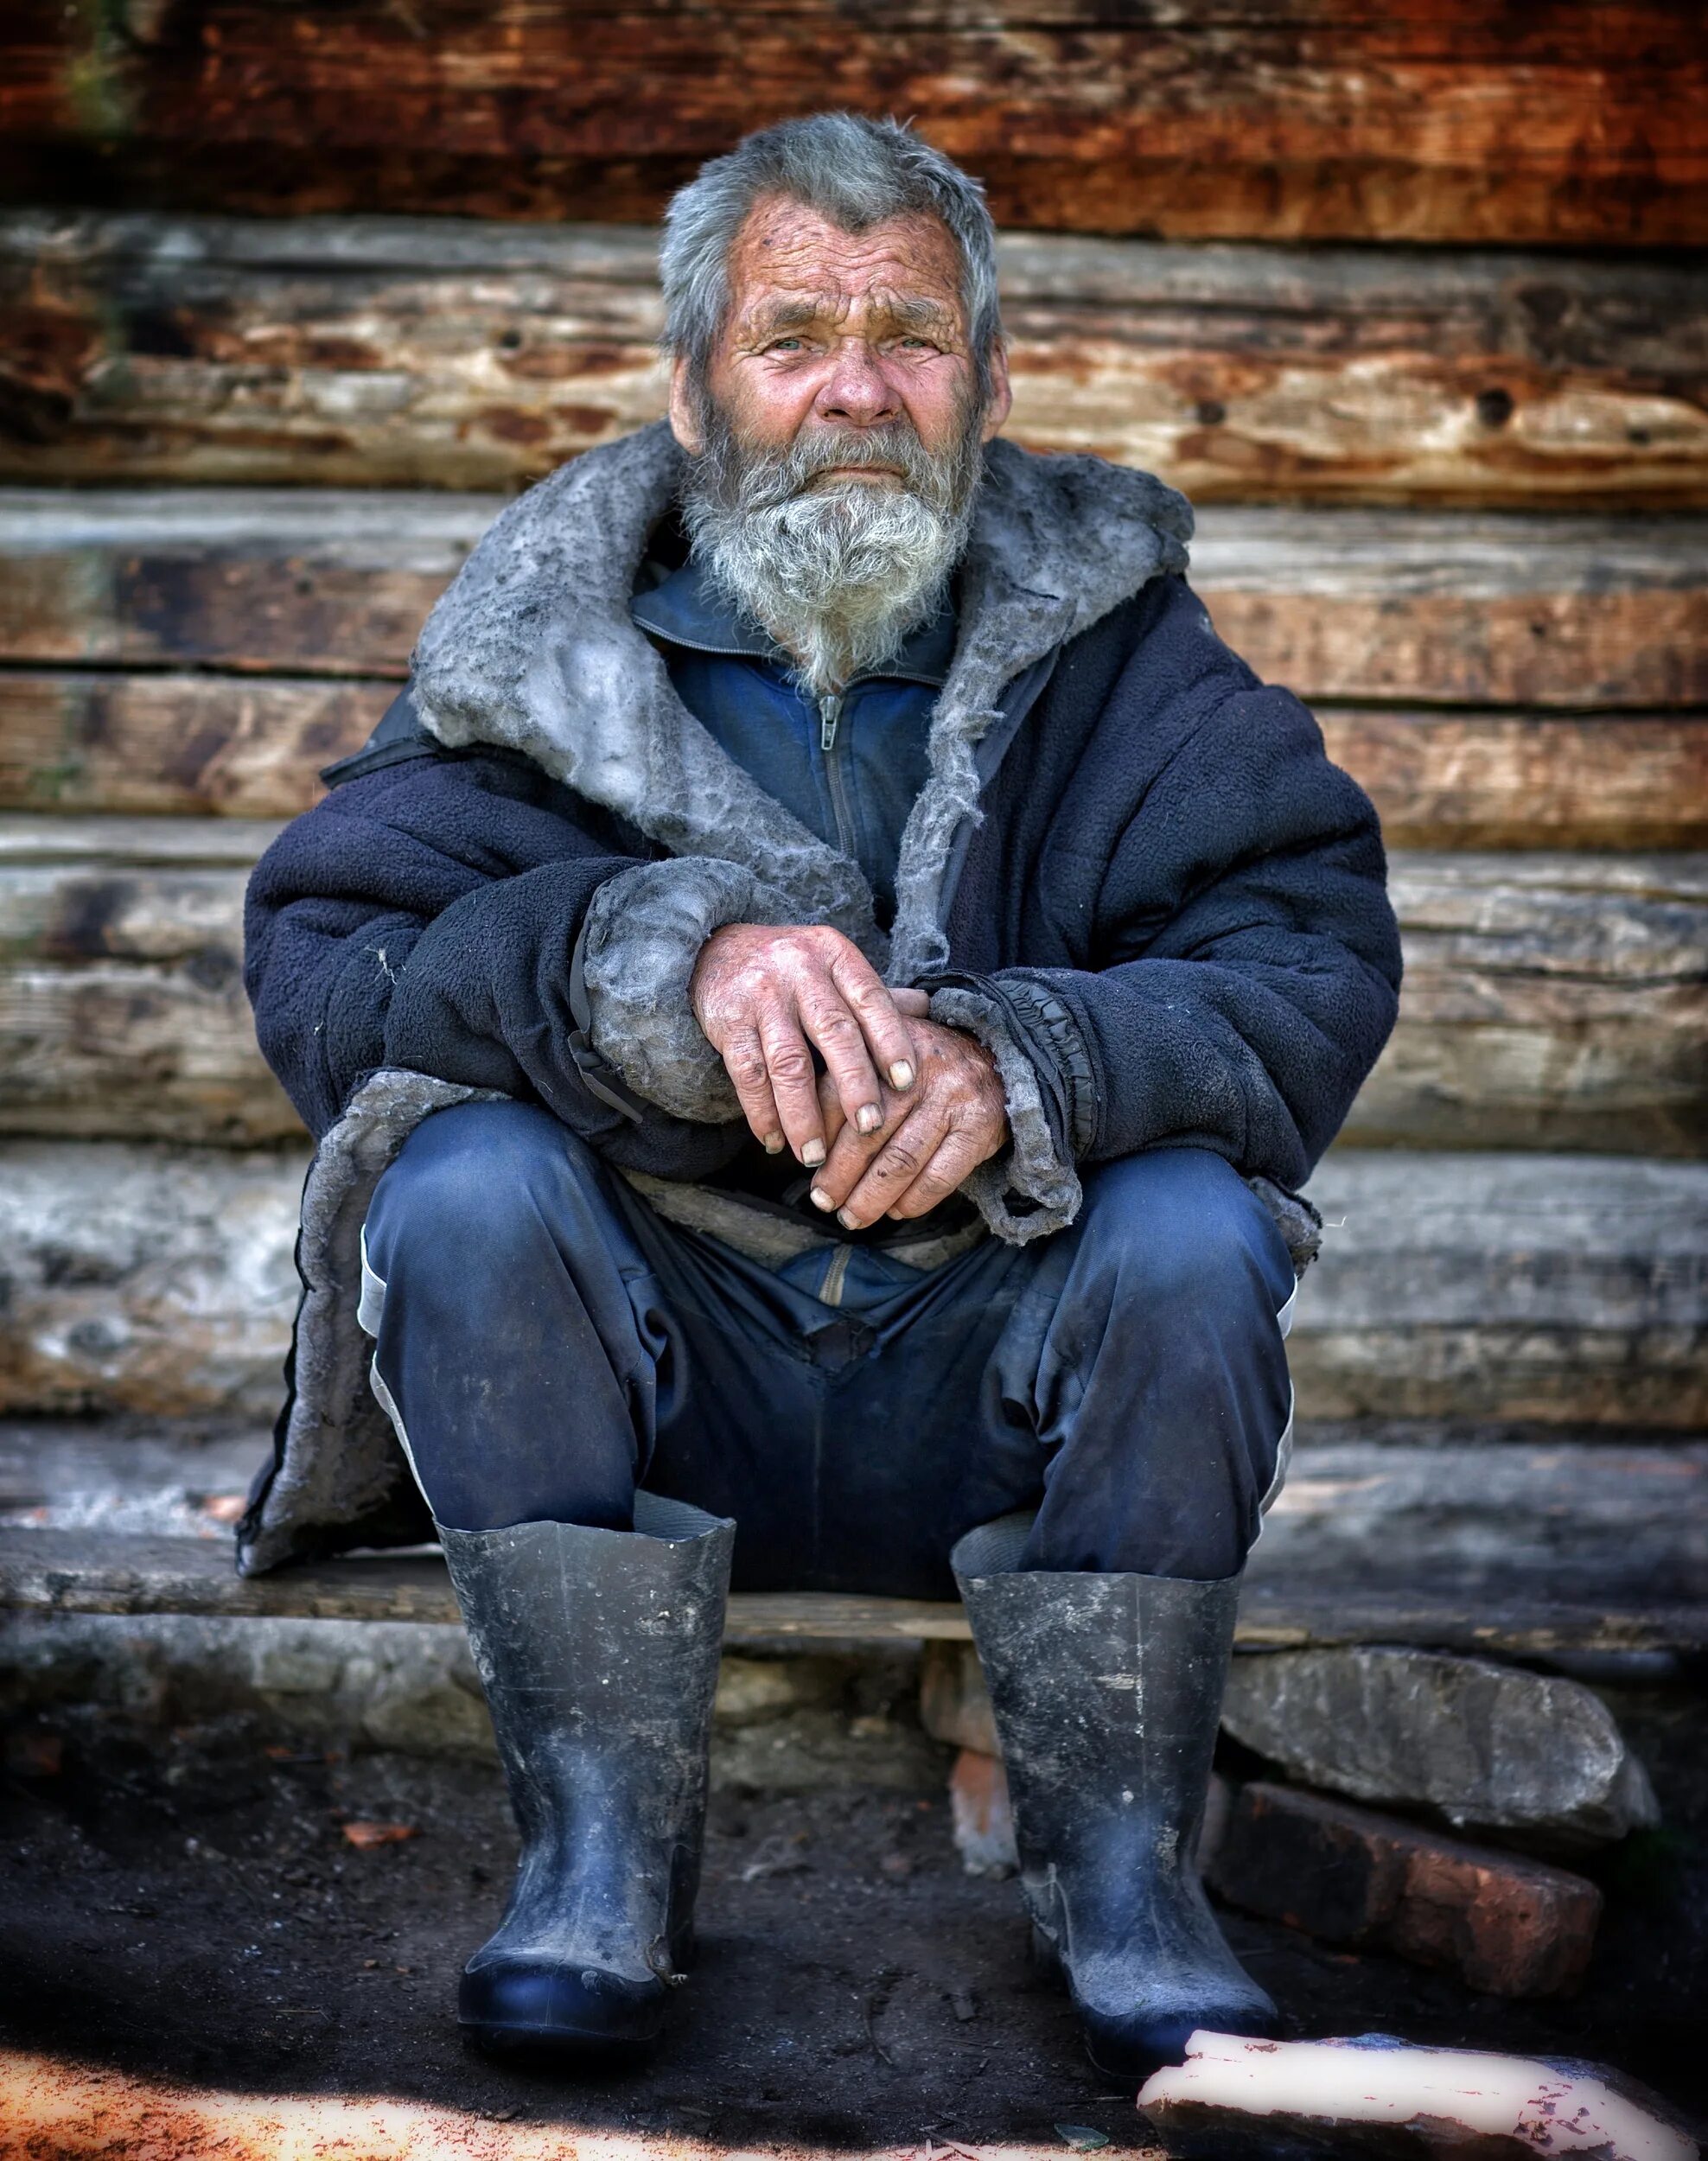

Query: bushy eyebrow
[[746, 292, 959, 339]]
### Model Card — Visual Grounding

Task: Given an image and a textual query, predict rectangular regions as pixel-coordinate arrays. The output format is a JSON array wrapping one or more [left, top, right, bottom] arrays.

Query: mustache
[[695, 408, 977, 519]]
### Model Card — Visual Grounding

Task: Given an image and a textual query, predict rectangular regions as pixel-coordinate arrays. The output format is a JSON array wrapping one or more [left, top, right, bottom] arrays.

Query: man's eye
[[767, 337, 806, 354], [897, 336, 940, 354]]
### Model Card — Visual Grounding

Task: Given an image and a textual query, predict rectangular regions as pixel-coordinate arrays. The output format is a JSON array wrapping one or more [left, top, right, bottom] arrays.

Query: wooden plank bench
[[4, 1425, 1704, 1659], [5, 1525, 1706, 1661]]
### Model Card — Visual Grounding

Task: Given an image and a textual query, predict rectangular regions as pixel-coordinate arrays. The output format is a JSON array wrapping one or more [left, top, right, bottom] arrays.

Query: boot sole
[[462, 2016, 662, 2060]]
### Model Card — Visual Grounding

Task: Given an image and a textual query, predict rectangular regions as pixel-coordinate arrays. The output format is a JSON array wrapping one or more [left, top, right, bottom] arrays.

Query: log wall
[[0, 40, 1701, 1431]]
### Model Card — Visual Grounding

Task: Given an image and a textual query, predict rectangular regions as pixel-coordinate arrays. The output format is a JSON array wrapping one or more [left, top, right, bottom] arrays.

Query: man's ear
[[980, 342, 1013, 441], [668, 357, 705, 456]]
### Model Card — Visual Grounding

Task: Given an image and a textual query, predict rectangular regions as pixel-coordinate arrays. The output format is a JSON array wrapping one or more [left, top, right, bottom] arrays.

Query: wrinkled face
[[670, 197, 1011, 693], [669, 194, 1010, 471]]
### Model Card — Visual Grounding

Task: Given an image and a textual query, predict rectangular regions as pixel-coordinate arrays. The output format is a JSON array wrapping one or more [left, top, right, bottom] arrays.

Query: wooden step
[[6, 1420, 1698, 1606], [2, 217, 1703, 500], [1, 9, 1698, 243], [3, 1526, 1701, 1660], [2, 820, 1700, 1152], [3, 493, 1702, 712], [0, 1141, 1701, 1426]]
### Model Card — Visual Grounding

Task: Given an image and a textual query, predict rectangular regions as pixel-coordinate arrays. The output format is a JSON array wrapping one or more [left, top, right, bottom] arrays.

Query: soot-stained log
[[0, 670, 395, 819], [0, 826, 1702, 1150], [0, 1142, 1699, 1423], [1348, 852, 1708, 1156], [0, 3, 1702, 244], [3, 666, 1705, 856], [2, 216, 1703, 503], [4, 493, 1705, 711]]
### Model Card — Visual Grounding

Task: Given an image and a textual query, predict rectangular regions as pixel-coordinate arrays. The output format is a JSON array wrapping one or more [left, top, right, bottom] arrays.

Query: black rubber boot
[[951, 1514, 1278, 2084], [440, 1493, 734, 2056]]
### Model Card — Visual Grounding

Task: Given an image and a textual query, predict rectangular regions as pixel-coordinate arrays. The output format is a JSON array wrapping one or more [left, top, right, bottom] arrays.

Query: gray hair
[[660, 113, 1003, 404]]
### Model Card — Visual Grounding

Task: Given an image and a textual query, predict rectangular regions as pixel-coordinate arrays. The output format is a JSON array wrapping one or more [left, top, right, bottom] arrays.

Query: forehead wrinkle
[[743, 289, 961, 340]]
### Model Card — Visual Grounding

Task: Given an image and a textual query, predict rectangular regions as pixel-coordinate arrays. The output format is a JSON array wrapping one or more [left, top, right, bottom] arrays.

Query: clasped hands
[[688, 923, 1007, 1229]]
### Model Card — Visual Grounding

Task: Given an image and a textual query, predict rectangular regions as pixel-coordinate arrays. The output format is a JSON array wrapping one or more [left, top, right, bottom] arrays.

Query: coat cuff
[[577, 857, 800, 1124], [926, 978, 1087, 1246]]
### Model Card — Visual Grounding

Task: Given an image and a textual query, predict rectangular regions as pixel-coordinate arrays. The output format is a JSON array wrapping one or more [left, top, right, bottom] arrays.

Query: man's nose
[[815, 342, 898, 425]]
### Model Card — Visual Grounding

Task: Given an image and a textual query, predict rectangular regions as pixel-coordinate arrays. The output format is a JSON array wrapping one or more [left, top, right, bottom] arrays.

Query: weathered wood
[[2, 1527, 1703, 1657], [10, 1418, 1698, 1607], [4, 490, 1704, 710], [3, 829, 1699, 1150], [1348, 852, 1708, 1155], [1250, 1440, 1708, 1603], [1293, 1151, 1708, 1426], [3, 215, 1705, 501], [7, 666, 1705, 845], [1317, 715, 1708, 851], [0, 671, 394, 819], [0, 1141, 1700, 1424], [2, 5, 1702, 244]]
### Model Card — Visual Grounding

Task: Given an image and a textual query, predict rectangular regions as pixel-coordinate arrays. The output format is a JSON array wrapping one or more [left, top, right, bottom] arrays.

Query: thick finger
[[718, 1026, 786, 1153], [796, 982, 886, 1138], [756, 1004, 827, 1165], [880, 1127, 995, 1220], [831, 1106, 949, 1229], [806, 1098, 892, 1213], [892, 987, 930, 1017], [828, 950, 921, 1092]]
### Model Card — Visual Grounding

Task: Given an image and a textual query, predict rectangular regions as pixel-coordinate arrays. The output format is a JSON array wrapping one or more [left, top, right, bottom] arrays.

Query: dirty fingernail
[[837, 1208, 858, 1229], [857, 1103, 882, 1134], [889, 1061, 915, 1089], [809, 1186, 834, 1211], [801, 1138, 826, 1167], [762, 1132, 785, 1154]]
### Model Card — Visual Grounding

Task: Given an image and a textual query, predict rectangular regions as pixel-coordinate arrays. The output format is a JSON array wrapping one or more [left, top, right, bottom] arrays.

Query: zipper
[[817, 692, 859, 862]]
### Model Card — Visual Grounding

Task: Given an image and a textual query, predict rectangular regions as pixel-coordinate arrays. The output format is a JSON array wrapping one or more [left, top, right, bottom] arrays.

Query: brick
[[948, 1747, 1017, 1877], [919, 1640, 998, 1756], [1210, 1782, 1602, 1998]]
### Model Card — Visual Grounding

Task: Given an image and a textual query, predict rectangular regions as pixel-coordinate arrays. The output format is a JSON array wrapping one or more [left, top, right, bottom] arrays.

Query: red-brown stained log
[[5, 669, 1704, 852], [1, 3, 1703, 244], [2, 217, 1704, 503], [3, 492, 1703, 711]]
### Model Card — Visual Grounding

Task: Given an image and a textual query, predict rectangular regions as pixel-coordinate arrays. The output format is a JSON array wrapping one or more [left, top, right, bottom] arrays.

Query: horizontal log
[[2, 5, 1701, 244], [3, 1527, 1703, 1657], [1347, 853, 1708, 1154], [3, 669, 1706, 845], [3, 490, 1703, 711], [2, 826, 1700, 1149], [3, 216, 1705, 503], [0, 1141, 1700, 1425], [9, 1418, 1698, 1610]]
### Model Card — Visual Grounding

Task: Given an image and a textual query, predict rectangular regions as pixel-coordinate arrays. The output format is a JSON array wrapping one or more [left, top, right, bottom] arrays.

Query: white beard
[[681, 411, 983, 697]]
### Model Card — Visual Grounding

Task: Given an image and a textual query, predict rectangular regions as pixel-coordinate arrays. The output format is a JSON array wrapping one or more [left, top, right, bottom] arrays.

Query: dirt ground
[[1, 1683, 1704, 2155]]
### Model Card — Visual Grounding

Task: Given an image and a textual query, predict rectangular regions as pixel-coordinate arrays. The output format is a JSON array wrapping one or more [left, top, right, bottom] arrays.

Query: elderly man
[[241, 114, 1399, 2078]]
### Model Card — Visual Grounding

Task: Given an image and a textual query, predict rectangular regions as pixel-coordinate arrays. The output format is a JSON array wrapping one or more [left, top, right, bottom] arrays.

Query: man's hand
[[806, 1016, 1009, 1227], [689, 923, 928, 1166]]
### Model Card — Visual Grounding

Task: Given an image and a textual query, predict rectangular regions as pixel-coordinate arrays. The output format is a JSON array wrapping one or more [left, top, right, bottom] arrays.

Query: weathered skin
[[677, 197, 1016, 1225]]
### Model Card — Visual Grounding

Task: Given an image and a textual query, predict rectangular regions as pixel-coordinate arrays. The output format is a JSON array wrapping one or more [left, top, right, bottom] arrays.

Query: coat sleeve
[[242, 743, 751, 1181], [927, 622, 1402, 1223]]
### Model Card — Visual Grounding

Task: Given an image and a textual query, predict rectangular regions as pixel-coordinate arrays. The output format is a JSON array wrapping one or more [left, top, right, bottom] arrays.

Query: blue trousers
[[361, 1102, 1297, 1595]]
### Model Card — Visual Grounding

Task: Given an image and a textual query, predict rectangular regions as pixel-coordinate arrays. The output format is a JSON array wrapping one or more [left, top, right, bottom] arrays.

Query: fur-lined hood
[[411, 422, 1190, 983]]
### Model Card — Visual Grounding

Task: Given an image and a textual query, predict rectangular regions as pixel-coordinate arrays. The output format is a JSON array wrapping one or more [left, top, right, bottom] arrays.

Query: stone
[[1138, 2031, 1699, 2161], [1220, 1646, 1660, 1847], [1210, 1782, 1603, 1998]]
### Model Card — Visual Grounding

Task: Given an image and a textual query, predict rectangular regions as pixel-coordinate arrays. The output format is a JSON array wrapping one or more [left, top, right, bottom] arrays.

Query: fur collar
[[411, 422, 1190, 982]]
